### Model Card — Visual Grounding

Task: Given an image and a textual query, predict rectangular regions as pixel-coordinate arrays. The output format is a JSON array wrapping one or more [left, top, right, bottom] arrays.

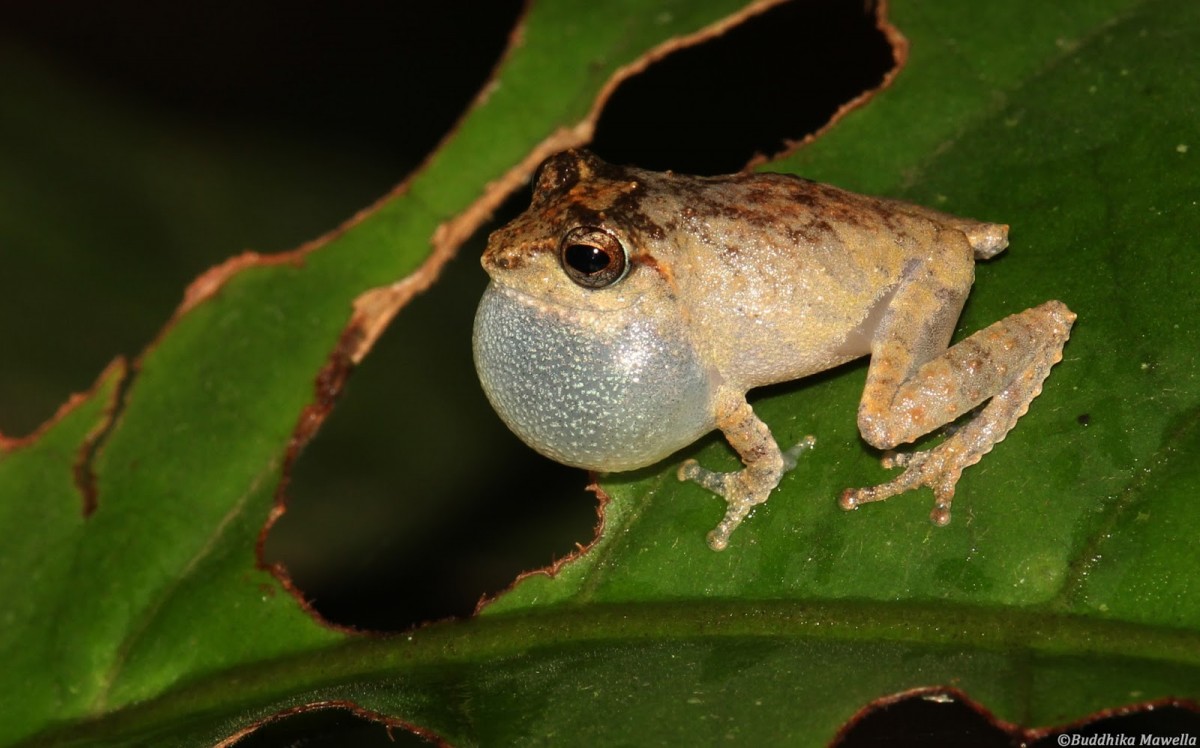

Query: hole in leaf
[[1029, 704, 1200, 747], [230, 707, 430, 747], [265, 211, 597, 632], [268, 0, 895, 632], [834, 690, 1200, 747], [833, 690, 1014, 747], [591, 0, 896, 174]]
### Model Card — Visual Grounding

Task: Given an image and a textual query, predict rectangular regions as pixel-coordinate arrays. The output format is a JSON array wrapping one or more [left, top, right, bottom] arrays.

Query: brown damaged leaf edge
[[346, 0, 812, 363], [0, 357, 128, 518], [234, 0, 905, 739], [472, 481, 610, 616], [0, 356, 126, 453], [830, 686, 1022, 746], [747, 0, 907, 170], [213, 699, 446, 748], [4, 239, 351, 520], [0, 13, 918, 746], [262, 0, 829, 627], [830, 687, 1200, 746], [4, 0, 906, 527], [1025, 698, 1200, 743], [72, 358, 131, 517]]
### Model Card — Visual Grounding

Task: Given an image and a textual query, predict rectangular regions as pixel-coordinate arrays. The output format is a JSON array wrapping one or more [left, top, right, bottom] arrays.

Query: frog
[[472, 148, 1075, 551]]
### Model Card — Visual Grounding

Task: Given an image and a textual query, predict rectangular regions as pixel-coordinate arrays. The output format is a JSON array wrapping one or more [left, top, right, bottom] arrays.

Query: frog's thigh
[[857, 233, 1073, 453], [856, 240, 975, 449]]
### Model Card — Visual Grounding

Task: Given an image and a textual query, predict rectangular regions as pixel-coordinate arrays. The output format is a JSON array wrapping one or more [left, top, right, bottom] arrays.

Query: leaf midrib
[[32, 597, 1200, 746]]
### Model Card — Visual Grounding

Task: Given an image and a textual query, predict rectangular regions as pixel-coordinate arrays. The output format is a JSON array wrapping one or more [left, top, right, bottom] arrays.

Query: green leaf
[[3, 0, 1198, 745]]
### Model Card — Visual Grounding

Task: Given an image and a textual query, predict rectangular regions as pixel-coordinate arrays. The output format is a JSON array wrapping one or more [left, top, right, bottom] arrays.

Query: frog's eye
[[559, 226, 628, 288]]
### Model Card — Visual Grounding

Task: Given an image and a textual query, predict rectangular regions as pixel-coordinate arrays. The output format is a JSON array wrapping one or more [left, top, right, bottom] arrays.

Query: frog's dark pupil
[[565, 243, 610, 274]]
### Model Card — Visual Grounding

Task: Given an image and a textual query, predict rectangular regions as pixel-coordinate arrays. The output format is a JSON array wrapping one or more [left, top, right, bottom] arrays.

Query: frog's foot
[[679, 436, 815, 551], [677, 461, 763, 551], [839, 357, 1047, 525], [839, 446, 964, 525], [845, 299, 1075, 526]]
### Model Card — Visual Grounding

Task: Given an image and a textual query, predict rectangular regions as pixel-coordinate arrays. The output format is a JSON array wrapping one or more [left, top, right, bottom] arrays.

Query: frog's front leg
[[678, 390, 815, 551], [841, 240, 1075, 524]]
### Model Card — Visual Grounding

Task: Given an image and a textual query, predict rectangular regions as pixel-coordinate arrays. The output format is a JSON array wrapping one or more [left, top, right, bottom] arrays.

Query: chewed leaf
[[2, 0, 1199, 745]]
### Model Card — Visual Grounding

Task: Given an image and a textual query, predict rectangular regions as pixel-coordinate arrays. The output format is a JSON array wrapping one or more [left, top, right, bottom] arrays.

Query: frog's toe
[[781, 435, 817, 471], [705, 488, 766, 552], [841, 447, 962, 524], [677, 459, 701, 482], [678, 463, 773, 549], [678, 460, 737, 496], [706, 528, 731, 552], [930, 496, 954, 526]]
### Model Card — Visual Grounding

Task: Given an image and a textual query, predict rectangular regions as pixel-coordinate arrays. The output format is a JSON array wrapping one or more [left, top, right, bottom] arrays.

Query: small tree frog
[[473, 149, 1075, 550]]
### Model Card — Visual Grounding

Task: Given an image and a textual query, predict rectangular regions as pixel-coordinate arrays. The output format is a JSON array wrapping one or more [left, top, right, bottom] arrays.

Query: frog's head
[[481, 149, 673, 314], [473, 150, 716, 472]]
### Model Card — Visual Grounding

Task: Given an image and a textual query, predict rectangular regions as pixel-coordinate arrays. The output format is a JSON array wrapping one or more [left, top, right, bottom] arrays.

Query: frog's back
[[703, 171, 1007, 256], [860, 189, 1009, 259], [640, 169, 1003, 389]]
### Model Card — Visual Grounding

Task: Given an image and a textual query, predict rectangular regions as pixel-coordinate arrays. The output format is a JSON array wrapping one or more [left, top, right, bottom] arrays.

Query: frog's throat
[[473, 282, 716, 472]]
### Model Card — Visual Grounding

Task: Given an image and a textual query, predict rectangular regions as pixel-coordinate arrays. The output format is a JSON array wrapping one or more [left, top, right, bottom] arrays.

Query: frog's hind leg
[[841, 231, 1075, 524]]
